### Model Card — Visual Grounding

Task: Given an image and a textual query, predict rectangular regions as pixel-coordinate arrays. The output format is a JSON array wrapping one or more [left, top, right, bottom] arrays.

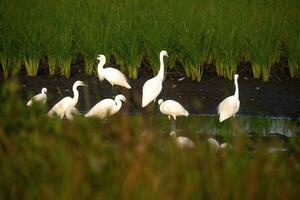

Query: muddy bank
[[2, 69, 299, 120]]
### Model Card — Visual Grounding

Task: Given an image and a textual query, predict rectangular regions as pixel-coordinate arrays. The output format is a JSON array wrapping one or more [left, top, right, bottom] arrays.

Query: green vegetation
[[0, 80, 300, 199], [0, 0, 300, 80]]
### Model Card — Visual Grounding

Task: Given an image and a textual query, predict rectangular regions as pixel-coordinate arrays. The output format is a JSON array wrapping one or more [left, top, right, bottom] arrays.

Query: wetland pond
[[14, 71, 300, 139]]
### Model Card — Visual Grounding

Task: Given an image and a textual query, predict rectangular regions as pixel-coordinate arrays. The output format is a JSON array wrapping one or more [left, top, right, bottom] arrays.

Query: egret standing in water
[[47, 80, 85, 119], [208, 138, 232, 153], [85, 94, 126, 119], [218, 74, 240, 122], [65, 107, 81, 121], [26, 88, 47, 106], [158, 99, 189, 120], [158, 99, 189, 131], [170, 131, 195, 149], [142, 50, 168, 107], [97, 55, 131, 89]]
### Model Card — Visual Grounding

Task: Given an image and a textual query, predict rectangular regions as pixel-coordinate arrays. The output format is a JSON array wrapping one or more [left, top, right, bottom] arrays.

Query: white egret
[[158, 99, 189, 136], [65, 107, 81, 121], [158, 99, 189, 120], [218, 74, 240, 122], [47, 80, 85, 118], [142, 50, 168, 107], [85, 94, 126, 119], [26, 88, 47, 106], [97, 55, 131, 89], [170, 131, 195, 149], [207, 138, 232, 153]]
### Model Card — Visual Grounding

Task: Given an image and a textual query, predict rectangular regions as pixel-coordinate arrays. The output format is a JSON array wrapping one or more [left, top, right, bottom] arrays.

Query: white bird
[[97, 55, 131, 89], [158, 99, 189, 120], [65, 107, 81, 121], [218, 74, 240, 122], [170, 131, 195, 149], [85, 94, 126, 119], [26, 88, 47, 106], [207, 138, 232, 153], [47, 80, 85, 118], [142, 50, 168, 107]]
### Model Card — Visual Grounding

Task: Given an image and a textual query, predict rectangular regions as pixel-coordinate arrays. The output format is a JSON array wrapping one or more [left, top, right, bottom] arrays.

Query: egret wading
[[26, 88, 47, 106], [85, 94, 126, 119], [218, 74, 240, 122], [47, 80, 85, 119], [158, 99, 189, 131], [65, 107, 81, 121], [142, 50, 168, 107], [208, 138, 232, 153], [170, 131, 195, 149], [97, 55, 131, 95]]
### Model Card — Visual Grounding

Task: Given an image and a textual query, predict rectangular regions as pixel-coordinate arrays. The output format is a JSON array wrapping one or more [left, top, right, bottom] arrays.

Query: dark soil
[[1, 63, 299, 120]]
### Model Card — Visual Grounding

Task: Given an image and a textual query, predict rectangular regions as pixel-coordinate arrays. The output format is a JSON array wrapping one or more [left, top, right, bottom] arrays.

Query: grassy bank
[[0, 0, 300, 80], [0, 81, 300, 199]]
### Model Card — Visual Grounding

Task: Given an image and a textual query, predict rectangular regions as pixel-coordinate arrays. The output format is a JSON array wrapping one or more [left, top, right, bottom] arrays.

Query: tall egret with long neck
[[142, 50, 168, 107], [218, 74, 240, 122], [26, 88, 47, 106], [85, 94, 126, 119], [47, 80, 85, 118], [97, 55, 131, 89]]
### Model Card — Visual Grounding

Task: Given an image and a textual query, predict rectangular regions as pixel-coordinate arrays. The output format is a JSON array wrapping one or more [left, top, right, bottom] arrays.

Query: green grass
[[0, 80, 299, 199], [1, 0, 300, 80]]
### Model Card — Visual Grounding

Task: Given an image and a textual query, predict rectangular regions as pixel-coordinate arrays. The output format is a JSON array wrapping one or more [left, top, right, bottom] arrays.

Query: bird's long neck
[[114, 98, 122, 112], [234, 77, 239, 98], [157, 54, 165, 81], [97, 61, 105, 80], [97, 60, 105, 72], [72, 85, 79, 106]]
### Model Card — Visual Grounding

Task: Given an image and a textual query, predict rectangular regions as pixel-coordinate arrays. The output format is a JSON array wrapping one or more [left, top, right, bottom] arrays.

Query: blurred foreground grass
[[0, 81, 300, 199]]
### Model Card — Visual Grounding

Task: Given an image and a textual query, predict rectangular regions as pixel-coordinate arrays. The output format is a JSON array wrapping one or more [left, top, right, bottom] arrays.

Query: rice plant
[[177, 1, 214, 81], [43, 0, 76, 78], [0, 1, 23, 77], [285, 2, 300, 78], [142, 0, 176, 75], [75, 0, 113, 75], [47, 56, 57, 75], [1, 0, 300, 80], [0, 55, 9, 78], [110, 1, 144, 79]]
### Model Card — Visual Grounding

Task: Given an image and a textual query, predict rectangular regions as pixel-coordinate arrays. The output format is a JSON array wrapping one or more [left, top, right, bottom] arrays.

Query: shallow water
[[18, 74, 300, 119], [81, 113, 300, 137]]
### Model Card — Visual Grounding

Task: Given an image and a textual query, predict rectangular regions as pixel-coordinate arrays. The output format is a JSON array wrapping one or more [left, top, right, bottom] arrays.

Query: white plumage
[[207, 138, 232, 153], [218, 74, 240, 122], [65, 107, 81, 121], [85, 94, 126, 119], [47, 80, 85, 119], [142, 50, 168, 107], [158, 99, 189, 120], [170, 131, 195, 149], [97, 55, 131, 89], [26, 88, 47, 106]]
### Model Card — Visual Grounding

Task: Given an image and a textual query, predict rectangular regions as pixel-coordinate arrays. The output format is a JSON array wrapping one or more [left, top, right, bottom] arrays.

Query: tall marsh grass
[[0, 81, 299, 199], [1, 0, 300, 80]]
